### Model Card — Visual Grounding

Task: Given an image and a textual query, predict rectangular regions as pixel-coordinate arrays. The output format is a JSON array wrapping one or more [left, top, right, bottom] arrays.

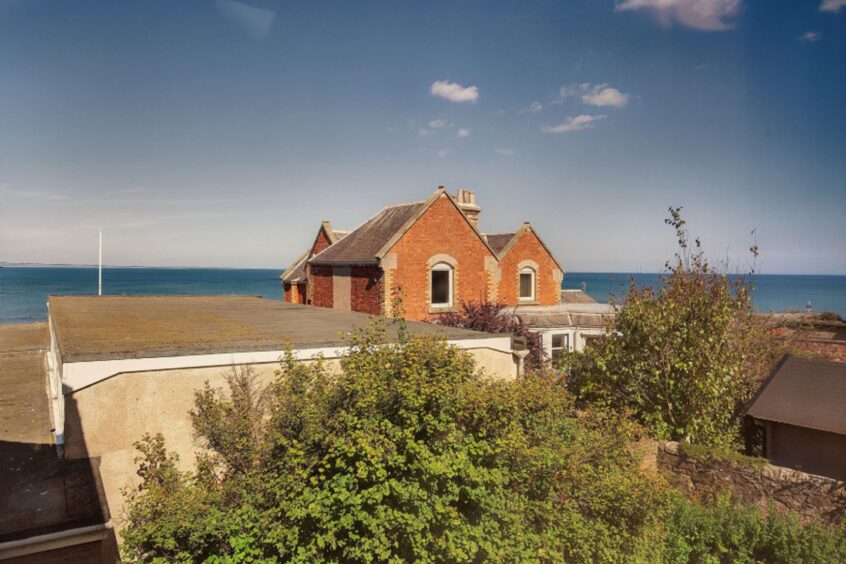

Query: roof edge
[[496, 222, 565, 273], [374, 187, 500, 261]]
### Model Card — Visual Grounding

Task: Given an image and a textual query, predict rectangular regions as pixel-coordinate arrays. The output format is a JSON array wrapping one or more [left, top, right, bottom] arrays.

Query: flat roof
[[0, 323, 108, 541], [48, 296, 503, 363], [745, 356, 846, 436]]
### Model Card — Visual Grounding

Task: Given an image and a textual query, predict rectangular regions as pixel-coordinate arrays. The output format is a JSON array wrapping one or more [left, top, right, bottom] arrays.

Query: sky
[[0, 0, 844, 274]]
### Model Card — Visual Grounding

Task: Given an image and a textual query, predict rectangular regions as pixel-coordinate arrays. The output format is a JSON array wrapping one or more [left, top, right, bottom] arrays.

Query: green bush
[[122, 320, 845, 562], [122, 320, 665, 562], [664, 495, 846, 563], [565, 208, 785, 448]]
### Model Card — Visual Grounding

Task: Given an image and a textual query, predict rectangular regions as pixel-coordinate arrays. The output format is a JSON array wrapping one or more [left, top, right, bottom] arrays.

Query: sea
[[0, 266, 844, 324]]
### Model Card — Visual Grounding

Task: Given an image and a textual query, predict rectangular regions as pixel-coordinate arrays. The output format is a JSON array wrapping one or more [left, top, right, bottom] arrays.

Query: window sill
[[518, 299, 539, 306], [428, 305, 455, 314]]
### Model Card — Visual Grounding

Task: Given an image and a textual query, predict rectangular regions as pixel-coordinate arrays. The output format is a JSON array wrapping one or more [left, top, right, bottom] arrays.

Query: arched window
[[519, 267, 535, 301], [431, 262, 453, 307]]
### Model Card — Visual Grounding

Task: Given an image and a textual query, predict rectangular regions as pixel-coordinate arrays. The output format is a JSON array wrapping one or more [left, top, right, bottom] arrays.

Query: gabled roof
[[309, 188, 498, 265], [309, 202, 426, 265], [485, 233, 517, 255], [280, 249, 309, 283], [744, 355, 846, 436], [281, 222, 349, 282], [492, 223, 565, 272]]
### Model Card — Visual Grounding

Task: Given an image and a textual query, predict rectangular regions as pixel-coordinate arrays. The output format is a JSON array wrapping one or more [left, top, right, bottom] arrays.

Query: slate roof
[[281, 228, 350, 283], [485, 233, 516, 255], [560, 290, 597, 304], [309, 202, 425, 265], [745, 356, 846, 436], [280, 250, 309, 283]]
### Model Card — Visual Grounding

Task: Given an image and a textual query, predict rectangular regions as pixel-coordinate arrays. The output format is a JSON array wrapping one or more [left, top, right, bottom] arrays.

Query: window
[[431, 263, 453, 307], [519, 267, 535, 301], [550, 333, 569, 361]]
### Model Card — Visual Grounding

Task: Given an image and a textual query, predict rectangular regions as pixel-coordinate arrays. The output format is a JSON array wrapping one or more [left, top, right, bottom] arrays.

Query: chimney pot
[[454, 189, 481, 228]]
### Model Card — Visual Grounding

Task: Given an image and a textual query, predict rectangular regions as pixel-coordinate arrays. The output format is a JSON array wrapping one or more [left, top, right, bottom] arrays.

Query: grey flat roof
[[0, 323, 108, 541], [745, 356, 846, 436], [48, 296, 502, 363]]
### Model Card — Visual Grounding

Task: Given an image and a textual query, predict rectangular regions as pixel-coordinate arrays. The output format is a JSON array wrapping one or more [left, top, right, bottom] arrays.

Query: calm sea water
[[0, 267, 843, 324]]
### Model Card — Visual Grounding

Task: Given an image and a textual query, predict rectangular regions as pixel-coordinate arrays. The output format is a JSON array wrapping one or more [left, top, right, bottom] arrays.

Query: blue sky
[[1, 0, 844, 273]]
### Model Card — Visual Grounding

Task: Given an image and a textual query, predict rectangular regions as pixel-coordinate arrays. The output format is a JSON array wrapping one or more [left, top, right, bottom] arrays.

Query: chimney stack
[[454, 189, 481, 228]]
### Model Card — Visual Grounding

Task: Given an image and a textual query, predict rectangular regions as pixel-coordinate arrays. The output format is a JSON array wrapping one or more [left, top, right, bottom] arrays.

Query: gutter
[[0, 522, 113, 561]]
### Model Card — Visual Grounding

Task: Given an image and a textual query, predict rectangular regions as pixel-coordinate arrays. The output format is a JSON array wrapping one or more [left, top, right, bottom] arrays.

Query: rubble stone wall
[[657, 441, 846, 524]]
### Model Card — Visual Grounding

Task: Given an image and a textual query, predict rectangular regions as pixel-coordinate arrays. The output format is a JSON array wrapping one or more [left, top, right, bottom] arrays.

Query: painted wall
[[60, 340, 516, 539]]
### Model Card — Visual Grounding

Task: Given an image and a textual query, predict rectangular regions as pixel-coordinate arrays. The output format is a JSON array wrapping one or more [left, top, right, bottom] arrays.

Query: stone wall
[[657, 441, 846, 524]]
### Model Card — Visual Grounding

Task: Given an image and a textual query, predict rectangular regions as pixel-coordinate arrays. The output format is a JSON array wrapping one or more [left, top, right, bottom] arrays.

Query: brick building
[[281, 187, 564, 322]]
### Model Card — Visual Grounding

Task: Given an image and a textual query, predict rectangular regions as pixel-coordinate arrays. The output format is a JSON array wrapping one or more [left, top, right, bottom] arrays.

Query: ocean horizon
[[1, 266, 844, 324]]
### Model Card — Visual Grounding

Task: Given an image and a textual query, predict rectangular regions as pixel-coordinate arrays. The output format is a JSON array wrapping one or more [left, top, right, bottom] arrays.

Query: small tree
[[437, 300, 546, 371], [566, 208, 783, 448]]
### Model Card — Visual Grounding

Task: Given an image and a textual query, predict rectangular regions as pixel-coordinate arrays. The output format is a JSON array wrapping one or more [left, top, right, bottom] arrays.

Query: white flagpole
[[98, 228, 103, 296]]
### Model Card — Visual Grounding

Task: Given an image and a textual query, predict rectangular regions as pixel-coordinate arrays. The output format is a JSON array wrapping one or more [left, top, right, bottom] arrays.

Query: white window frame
[[430, 262, 453, 308], [518, 267, 536, 301], [550, 332, 569, 361]]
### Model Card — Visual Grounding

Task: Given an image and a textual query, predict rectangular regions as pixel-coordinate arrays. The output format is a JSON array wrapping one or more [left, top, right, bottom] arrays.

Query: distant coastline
[[0, 262, 272, 270], [2, 262, 844, 277], [2, 266, 845, 324]]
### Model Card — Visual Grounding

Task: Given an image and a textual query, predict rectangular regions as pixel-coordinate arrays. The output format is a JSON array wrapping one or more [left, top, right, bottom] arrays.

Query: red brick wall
[[386, 194, 495, 321], [310, 265, 334, 308], [351, 266, 383, 315], [497, 229, 560, 306], [296, 283, 307, 304], [312, 228, 333, 256]]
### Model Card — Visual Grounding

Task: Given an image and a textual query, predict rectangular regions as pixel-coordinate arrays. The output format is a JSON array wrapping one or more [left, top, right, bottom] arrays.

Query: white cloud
[[582, 84, 629, 108], [417, 128, 435, 137], [528, 101, 543, 113], [495, 148, 515, 157], [457, 128, 471, 138], [428, 119, 447, 128], [821, 0, 846, 12], [430, 80, 479, 103], [559, 83, 630, 108], [542, 114, 607, 134], [800, 31, 822, 42], [559, 83, 591, 99], [436, 149, 449, 158], [616, 0, 740, 31]]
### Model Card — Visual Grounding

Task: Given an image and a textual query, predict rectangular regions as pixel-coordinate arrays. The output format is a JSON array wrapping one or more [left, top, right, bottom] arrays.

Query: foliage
[[122, 319, 846, 562], [677, 442, 766, 471], [565, 208, 787, 448], [122, 320, 669, 562], [437, 299, 547, 371], [663, 495, 846, 563]]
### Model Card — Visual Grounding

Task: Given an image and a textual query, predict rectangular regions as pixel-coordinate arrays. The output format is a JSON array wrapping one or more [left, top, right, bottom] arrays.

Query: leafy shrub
[[122, 320, 663, 562], [664, 495, 846, 563], [565, 208, 786, 448], [437, 299, 546, 371], [122, 319, 844, 562]]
